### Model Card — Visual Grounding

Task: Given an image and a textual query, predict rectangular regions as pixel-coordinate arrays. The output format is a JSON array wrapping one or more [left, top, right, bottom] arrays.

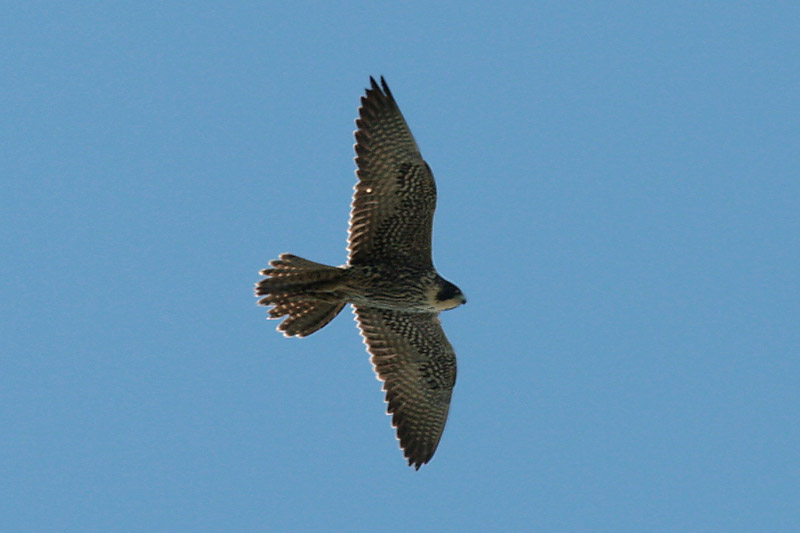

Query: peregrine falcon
[[255, 77, 466, 469]]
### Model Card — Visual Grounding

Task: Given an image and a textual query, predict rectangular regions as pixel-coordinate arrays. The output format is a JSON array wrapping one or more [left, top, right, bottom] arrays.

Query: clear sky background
[[2, 2, 798, 531]]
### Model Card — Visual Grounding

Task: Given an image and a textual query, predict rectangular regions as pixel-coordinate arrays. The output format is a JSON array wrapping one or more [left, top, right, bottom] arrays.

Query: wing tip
[[404, 444, 434, 470], [365, 75, 393, 102], [379, 76, 392, 98]]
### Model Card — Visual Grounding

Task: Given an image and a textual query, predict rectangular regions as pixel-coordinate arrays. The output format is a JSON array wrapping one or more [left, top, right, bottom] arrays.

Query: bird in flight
[[255, 77, 466, 469]]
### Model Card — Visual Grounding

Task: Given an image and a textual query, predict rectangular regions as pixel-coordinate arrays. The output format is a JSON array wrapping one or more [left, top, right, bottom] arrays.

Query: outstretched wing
[[348, 77, 437, 268], [354, 306, 457, 469]]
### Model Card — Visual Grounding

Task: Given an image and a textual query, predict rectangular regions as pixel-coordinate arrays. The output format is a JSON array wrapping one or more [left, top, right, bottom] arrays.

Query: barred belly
[[341, 264, 439, 311]]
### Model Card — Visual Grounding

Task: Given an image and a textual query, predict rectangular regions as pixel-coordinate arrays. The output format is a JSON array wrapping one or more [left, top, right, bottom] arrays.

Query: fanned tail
[[255, 254, 347, 337]]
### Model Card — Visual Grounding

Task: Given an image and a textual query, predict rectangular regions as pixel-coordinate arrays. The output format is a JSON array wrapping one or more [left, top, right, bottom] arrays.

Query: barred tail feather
[[255, 254, 347, 337]]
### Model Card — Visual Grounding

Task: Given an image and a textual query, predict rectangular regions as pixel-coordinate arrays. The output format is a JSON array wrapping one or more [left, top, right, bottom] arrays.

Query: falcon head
[[433, 279, 467, 311]]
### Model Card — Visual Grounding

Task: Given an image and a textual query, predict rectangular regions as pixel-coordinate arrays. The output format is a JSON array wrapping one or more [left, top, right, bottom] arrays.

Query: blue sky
[[2, 2, 798, 531]]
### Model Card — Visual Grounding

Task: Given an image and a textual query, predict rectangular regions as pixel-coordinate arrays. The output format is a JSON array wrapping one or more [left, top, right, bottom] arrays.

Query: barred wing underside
[[354, 306, 456, 469], [348, 77, 437, 268]]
